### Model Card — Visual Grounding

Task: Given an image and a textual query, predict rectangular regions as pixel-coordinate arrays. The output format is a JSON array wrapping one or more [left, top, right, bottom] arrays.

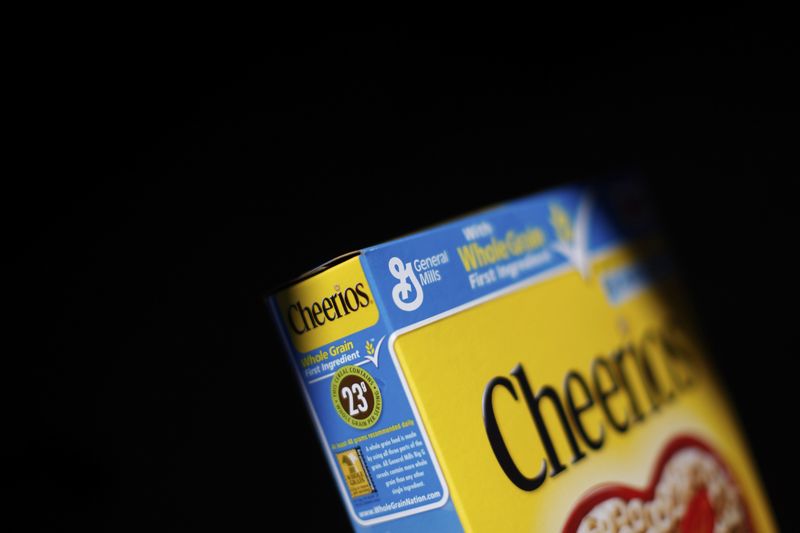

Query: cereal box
[[267, 180, 776, 532]]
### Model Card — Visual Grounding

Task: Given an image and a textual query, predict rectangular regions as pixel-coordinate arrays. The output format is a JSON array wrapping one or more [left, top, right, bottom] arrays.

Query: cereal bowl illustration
[[563, 435, 753, 533]]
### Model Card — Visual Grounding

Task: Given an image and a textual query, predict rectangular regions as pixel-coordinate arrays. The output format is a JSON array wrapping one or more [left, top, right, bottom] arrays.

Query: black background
[[8, 11, 797, 531]]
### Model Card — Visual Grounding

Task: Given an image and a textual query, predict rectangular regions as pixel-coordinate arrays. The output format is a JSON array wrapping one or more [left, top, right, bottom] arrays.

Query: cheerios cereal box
[[267, 180, 776, 532]]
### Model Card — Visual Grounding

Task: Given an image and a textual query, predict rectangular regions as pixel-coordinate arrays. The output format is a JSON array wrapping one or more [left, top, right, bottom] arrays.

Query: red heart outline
[[561, 434, 754, 533]]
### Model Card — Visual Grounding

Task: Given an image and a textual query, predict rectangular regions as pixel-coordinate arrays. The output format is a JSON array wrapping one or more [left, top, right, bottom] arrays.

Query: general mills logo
[[388, 257, 424, 311]]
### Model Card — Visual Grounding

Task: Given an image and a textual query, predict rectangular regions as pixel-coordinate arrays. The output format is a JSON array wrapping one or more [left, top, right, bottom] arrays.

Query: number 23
[[342, 381, 368, 416]]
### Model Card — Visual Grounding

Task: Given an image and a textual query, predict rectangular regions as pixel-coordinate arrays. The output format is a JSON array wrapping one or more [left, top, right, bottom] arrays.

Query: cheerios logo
[[286, 283, 370, 335], [277, 257, 379, 353]]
